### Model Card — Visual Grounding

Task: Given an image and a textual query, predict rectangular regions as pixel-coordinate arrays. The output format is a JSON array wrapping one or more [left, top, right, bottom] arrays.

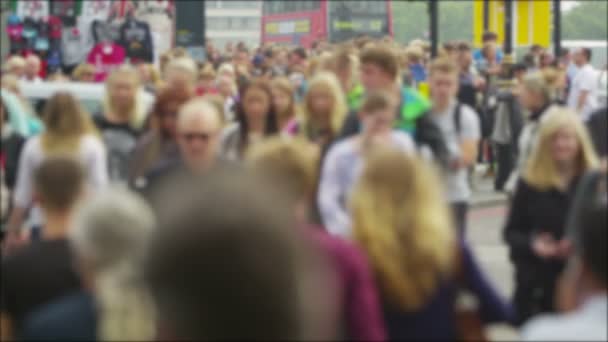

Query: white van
[[18, 81, 155, 119]]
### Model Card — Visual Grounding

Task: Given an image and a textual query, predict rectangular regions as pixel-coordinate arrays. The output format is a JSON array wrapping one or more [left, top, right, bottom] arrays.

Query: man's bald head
[[177, 98, 222, 132], [176, 99, 224, 171]]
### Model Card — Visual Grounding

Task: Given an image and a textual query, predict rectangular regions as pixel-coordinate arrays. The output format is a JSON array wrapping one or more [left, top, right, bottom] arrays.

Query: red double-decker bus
[[261, 0, 393, 47]]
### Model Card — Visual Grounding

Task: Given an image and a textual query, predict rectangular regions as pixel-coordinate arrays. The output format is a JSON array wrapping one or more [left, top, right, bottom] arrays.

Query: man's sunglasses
[[181, 132, 215, 142]]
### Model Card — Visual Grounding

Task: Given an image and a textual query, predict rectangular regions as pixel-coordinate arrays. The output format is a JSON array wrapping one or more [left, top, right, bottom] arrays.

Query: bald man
[[134, 98, 230, 197], [23, 55, 42, 83]]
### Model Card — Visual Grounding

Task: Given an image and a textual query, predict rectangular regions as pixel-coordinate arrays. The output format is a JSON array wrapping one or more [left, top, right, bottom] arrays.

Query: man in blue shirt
[[473, 31, 503, 72]]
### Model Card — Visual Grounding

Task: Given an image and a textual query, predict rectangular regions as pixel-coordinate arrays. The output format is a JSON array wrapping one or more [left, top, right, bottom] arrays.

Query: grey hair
[[69, 187, 157, 341], [69, 187, 155, 271]]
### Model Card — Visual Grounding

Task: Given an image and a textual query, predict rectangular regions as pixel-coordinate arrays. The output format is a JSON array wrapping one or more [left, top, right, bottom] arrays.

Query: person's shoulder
[[521, 312, 592, 341], [390, 130, 415, 151], [23, 292, 96, 341], [326, 135, 357, 157], [458, 103, 480, 122], [307, 228, 369, 270]]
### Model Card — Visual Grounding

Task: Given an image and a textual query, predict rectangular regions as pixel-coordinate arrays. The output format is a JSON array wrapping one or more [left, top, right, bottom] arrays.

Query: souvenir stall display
[[5, 0, 174, 81]]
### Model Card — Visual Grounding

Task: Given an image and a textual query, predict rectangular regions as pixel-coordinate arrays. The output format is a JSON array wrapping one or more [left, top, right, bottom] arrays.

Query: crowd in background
[[1, 31, 607, 341]]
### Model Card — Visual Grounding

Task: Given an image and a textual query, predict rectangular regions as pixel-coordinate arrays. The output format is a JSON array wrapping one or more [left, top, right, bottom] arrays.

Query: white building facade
[[205, 0, 262, 50]]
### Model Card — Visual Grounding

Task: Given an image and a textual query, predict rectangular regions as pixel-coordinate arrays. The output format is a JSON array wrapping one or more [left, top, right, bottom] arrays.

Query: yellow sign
[[265, 20, 310, 35], [473, 0, 551, 48], [516, 0, 551, 47], [333, 20, 383, 32]]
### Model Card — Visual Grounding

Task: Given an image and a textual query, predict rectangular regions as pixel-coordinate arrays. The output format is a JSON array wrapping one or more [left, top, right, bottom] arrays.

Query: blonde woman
[[506, 69, 562, 193], [352, 147, 513, 340], [95, 66, 146, 183], [292, 72, 347, 150], [22, 188, 157, 341], [5, 93, 108, 250], [504, 109, 599, 325]]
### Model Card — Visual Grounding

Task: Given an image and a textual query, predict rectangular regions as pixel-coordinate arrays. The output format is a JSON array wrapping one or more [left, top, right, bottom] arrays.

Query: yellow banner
[[475, 0, 551, 48]]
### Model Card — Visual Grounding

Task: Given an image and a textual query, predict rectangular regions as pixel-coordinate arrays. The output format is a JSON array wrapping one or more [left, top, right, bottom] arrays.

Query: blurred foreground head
[[146, 170, 330, 340], [70, 187, 157, 341]]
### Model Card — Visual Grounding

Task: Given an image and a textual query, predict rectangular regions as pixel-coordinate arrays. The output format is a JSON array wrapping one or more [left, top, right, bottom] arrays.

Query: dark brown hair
[[34, 157, 84, 211], [360, 91, 394, 114], [145, 170, 314, 340], [360, 45, 399, 80], [235, 80, 278, 155]]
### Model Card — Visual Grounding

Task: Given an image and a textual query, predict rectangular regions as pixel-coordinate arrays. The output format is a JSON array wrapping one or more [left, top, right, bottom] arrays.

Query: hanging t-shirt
[[86, 43, 126, 82], [118, 19, 154, 63], [78, 0, 112, 53], [61, 26, 87, 67], [134, 0, 174, 59], [93, 115, 140, 183]]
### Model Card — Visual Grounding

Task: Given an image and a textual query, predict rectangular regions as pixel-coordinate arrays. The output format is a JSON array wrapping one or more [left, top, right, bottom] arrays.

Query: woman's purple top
[[306, 226, 387, 341], [382, 240, 515, 340]]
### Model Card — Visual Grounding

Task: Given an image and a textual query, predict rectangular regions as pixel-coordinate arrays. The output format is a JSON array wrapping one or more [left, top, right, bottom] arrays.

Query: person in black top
[[585, 106, 607, 165], [94, 66, 144, 183], [503, 109, 600, 325], [0, 158, 84, 340], [22, 188, 157, 341]]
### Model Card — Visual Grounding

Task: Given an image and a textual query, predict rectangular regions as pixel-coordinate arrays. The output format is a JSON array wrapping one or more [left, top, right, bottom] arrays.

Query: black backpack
[[415, 103, 462, 171]]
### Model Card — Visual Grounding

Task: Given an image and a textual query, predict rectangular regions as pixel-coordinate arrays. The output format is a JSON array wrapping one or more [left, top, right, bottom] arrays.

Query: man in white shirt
[[522, 203, 607, 341], [22, 55, 42, 83], [428, 58, 480, 236], [567, 48, 598, 121]]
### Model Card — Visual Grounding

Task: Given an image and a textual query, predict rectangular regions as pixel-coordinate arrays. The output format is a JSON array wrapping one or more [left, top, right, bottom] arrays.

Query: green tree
[[393, 0, 473, 44], [562, 1, 608, 40]]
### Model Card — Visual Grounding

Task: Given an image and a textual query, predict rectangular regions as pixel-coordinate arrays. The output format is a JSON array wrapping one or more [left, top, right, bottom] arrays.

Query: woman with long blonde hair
[[504, 108, 599, 325], [95, 66, 147, 182], [296, 72, 347, 150], [352, 147, 513, 339], [5, 92, 108, 250]]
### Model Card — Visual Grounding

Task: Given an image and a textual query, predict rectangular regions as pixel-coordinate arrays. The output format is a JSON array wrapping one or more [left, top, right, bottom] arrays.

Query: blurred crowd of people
[[1, 31, 607, 341]]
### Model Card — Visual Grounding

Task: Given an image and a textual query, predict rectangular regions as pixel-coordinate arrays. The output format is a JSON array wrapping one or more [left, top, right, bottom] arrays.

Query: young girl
[[95, 66, 146, 183], [220, 80, 278, 161], [270, 77, 298, 133], [290, 72, 347, 151], [504, 108, 599, 325]]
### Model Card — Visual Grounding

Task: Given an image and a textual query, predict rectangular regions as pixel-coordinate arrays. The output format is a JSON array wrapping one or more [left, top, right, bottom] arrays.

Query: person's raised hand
[[532, 232, 558, 259]]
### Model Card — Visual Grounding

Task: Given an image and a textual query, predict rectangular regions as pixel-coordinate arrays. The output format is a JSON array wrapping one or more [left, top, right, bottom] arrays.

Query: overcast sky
[[562, 1, 580, 12]]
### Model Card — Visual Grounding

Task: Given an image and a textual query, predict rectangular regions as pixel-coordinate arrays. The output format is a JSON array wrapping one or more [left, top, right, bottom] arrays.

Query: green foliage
[[562, 1, 608, 40]]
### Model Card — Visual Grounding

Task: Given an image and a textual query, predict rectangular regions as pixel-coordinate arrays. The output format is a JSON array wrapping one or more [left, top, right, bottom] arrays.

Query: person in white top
[[567, 48, 598, 121], [522, 203, 607, 342], [318, 92, 415, 238], [4, 92, 108, 253], [22, 55, 43, 83]]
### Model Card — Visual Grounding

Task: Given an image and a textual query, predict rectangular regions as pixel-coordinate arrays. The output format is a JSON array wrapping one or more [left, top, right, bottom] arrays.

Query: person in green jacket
[[338, 45, 450, 167]]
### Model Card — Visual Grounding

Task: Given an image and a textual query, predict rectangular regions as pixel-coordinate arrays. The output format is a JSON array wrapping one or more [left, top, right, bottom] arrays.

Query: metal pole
[[553, 0, 561, 57], [503, 0, 513, 55], [482, 0, 489, 31], [429, 0, 438, 58]]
